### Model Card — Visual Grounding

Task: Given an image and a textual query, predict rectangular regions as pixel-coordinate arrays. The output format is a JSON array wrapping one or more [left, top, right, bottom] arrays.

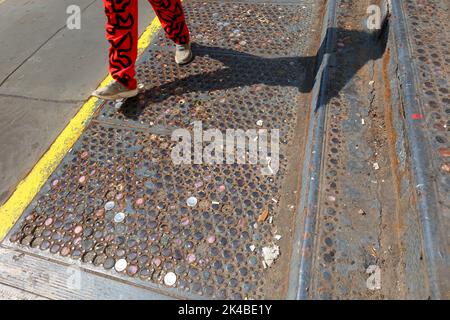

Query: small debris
[[207, 235, 216, 244], [256, 120, 264, 127], [80, 151, 89, 159], [181, 217, 190, 226], [114, 212, 126, 223], [358, 209, 366, 216], [373, 163, 380, 170], [194, 181, 203, 188], [249, 245, 256, 252], [268, 216, 273, 224], [369, 80, 375, 86], [44, 217, 53, 226], [187, 253, 196, 264], [186, 196, 198, 207], [152, 257, 162, 267], [95, 209, 105, 218], [262, 245, 280, 268], [104, 201, 115, 211], [369, 246, 378, 258], [114, 259, 127, 272], [164, 272, 177, 286], [274, 235, 282, 241], [257, 206, 269, 223]]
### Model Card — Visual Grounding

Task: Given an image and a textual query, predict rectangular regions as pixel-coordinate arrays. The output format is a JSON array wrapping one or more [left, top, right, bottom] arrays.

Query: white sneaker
[[175, 42, 194, 65], [92, 81, 138, 100]]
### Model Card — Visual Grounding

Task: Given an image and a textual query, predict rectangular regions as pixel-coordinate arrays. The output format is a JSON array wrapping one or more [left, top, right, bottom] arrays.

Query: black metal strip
[[288, 0, 338, 300]]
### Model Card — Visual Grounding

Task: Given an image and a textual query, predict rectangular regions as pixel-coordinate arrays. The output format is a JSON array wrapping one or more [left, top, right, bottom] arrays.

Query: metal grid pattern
[[6, 0, 318, 299], [99, 48, 305, 138], [307, 0, 403, 299], [9, 122, 289, 299], [150, 0, 314, 57], [402, 0, 450, 222]]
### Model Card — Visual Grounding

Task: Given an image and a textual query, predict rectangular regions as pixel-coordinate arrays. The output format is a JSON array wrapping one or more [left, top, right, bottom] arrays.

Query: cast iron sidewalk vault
[[389, 0, 449, 299], [0, 0, 447, 300], [294, 0, 448, 299], [2, 0, 327, 299]]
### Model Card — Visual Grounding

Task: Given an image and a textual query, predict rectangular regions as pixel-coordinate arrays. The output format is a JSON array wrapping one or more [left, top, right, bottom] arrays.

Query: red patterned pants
[[103, 0, 190, 90]]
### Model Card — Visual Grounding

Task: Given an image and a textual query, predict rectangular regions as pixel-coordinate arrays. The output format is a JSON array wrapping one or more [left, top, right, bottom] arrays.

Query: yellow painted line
[[0, 16, 162, 240]]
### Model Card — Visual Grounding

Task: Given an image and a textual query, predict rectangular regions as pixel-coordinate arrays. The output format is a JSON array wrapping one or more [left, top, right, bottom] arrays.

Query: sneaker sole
[[175, 50, 194, 65], [92, 89, 139, 101]]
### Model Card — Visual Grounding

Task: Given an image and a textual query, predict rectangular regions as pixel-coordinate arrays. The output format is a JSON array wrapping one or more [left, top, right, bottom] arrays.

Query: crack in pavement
[[0, 93, 85, 104], [0, 0, 98, 88]]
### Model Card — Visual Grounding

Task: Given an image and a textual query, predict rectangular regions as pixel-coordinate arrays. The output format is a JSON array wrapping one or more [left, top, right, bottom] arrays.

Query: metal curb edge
[[390, 0, 445, 300], [287, 0, 338, 300]]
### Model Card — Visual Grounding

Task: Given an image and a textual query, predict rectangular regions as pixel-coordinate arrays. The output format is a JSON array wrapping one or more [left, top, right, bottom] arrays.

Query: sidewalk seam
[[0, 0, 98, 88]]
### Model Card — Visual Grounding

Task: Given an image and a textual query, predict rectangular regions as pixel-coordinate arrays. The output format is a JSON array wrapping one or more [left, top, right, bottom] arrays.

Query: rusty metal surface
[[99, 46, 306, 135], [9, 122, 284, 299], [402, 0, 450, 219], [403, 1, 450, 204], [4, 0, 321, 299], [149, 0, 314, 57], [390, 0, 450, 298], [301, 0, 416, 299]]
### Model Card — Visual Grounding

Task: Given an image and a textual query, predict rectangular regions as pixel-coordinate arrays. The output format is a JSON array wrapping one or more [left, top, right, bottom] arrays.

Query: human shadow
[[121, 26, 388, 118]]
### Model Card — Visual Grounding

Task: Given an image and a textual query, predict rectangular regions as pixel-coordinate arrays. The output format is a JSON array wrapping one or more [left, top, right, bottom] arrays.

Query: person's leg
[[93, 0, 139, 99], [148, 0, 190, 45], [103, 0, 138, 90]]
